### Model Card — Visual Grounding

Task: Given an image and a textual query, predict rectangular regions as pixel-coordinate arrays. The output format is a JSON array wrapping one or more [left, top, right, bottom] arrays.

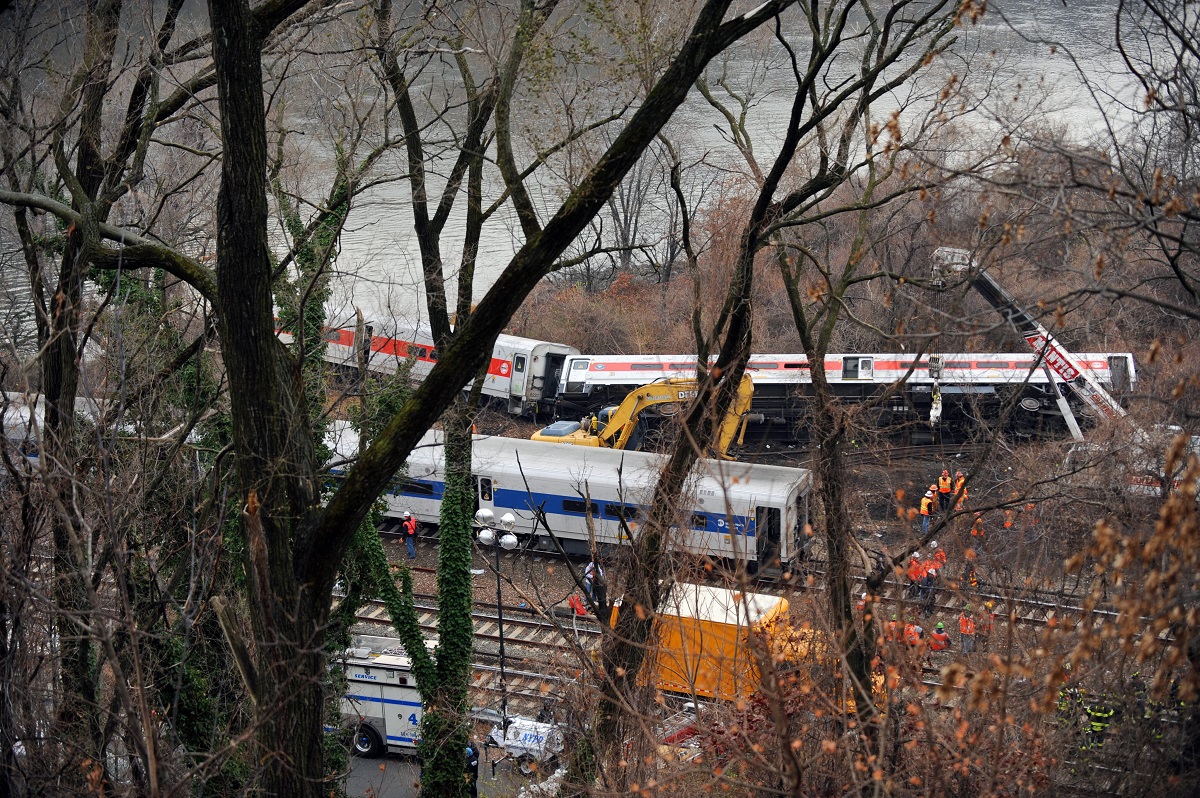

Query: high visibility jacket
[[971, 517, 985, 537], [938, 475, 952, 493], [886, 620, 899, 641], [933, 549, 947, 568], [955, 476, 966, 494], [979, 612, 995, 635], [929, 631, 950, 651], [920, 496, 934, 516], [904, 623, 923, 646], [959, 614, 975, 636], [403, 517, 418, 536], [908, 558, 925, 582], [1003, 509, 1015, 529]]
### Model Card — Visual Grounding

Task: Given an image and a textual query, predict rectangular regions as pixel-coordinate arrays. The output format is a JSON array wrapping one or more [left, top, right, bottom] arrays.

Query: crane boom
[[932, 248, 1127, 425]]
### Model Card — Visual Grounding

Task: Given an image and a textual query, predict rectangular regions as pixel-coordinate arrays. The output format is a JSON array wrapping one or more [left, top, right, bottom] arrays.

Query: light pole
[[475, 508, 518, 729]]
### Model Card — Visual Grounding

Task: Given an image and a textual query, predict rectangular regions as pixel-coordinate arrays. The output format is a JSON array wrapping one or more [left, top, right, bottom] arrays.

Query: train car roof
[[401, 432, 810, 504], [495, 332, 580, 353], [658, 582, 787, 625]]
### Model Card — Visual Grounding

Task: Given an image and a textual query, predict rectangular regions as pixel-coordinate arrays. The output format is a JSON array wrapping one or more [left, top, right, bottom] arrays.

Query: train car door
[[1108, 355, 1130, 397], [476, 475, 496, 517], [509, 354, 528, 414], [842, 356, 873, 380], [531, 351, 568, 406], [754, 506, 781, 569]]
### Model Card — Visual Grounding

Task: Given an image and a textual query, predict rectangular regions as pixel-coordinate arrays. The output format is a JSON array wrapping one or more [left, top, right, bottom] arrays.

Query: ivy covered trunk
[[416, 399, 477, 797]]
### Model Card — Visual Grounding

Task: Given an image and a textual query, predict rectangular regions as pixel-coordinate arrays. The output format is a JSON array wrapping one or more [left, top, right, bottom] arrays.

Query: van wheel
[[353, 724, 384, 758]]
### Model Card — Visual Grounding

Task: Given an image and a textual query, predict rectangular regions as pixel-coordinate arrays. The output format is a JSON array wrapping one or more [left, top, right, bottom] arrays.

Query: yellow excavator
[[530, 375, 756, 460]]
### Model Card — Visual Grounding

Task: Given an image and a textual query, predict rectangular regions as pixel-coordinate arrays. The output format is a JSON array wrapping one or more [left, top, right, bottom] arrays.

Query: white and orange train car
[[553, 352, 1137, 439], [289, 325, 579, 417]]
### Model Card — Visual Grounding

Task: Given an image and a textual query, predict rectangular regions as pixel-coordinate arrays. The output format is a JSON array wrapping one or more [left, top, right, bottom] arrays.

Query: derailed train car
[[335, 429, 813, 571], [554, 351, 1136, 441]]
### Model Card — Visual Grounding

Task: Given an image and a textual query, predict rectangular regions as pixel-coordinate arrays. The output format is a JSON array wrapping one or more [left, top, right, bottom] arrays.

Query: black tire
[[353, 724, 384, 758]]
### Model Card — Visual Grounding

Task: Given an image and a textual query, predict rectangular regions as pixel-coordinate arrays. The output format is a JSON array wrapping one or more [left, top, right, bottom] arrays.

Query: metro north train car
[[307, 325, 579, 416], [350, 429, 812, 570], [554, 351, 1137, 439]]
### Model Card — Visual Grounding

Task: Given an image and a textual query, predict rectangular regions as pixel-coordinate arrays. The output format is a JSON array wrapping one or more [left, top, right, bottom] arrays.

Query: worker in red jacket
[[929, 622, 950, 651], [907, 553, 925, 587], [929, 540, 947, 569]]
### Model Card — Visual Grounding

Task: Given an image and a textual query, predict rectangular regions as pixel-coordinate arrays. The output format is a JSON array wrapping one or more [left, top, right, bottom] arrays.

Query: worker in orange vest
[[904, 621, 924, 647], [959, 605, 976, 654], [929, 622, 950, 651], [954, 470, 967, 510], [919, 490, 935, 533], [979, 601, 996, 649], [970, 512, 985, 537], [937, 469, 953, 512], [887, 615, 900, 643]]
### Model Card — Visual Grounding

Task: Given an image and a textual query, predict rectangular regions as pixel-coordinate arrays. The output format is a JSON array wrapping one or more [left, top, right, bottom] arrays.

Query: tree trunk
[[209, 0, 324, 793], [417, 399, 476, 798]]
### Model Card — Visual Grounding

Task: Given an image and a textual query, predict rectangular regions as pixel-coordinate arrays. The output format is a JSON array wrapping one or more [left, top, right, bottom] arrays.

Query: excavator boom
[[532, 375, 754, 459]]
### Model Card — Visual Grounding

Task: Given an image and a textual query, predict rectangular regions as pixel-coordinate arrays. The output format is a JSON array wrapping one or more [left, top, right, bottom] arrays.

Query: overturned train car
[[553, 352, 1136, 443]]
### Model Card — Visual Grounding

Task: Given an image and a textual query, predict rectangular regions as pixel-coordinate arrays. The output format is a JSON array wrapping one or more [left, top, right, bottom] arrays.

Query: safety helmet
[[861, 592, 868, 600], [942, 469, 949, 475], [936, 622, 944, 630], [956, 470, 964, 477], [403, 511, 411, 518], [964, 604, 971, 611], [929, 570, 937, 577], [892, 615, 897, 621], [929, 540, 938, 548], [985, 601, 994, 610], [924, 490, 934, 497]]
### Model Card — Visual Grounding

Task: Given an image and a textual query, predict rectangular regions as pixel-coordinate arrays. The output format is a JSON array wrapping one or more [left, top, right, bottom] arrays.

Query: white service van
[[341, 639, 423, 757]]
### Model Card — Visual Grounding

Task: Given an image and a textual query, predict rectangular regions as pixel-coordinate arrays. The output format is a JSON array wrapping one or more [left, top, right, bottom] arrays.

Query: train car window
[[748, 363, 776, 370], [945, 361, 971, 369], [478, 478, 493, 502], [631, 363, 664, 370], [843, 357, 873, 379], [563, 499, 599, 516], [604, 503, 640, 520], [782, 362, 808, 369], [976, 361, 1009, 369], [323, 329, 342, 342], [691, 513, 708, 529], [395, 479, 436, 497], [571, 360, 590, 370], [514, 355, 526, 373], [669, 363, 691, 369]]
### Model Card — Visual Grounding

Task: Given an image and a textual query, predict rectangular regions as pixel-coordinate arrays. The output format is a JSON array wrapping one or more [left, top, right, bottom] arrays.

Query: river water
[[0, 1, 1134, 344], [325, 0, 1135, 331]]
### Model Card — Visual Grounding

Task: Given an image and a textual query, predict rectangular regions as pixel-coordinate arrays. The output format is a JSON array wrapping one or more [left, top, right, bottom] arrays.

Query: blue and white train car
[[380, 431, 812, 569]]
